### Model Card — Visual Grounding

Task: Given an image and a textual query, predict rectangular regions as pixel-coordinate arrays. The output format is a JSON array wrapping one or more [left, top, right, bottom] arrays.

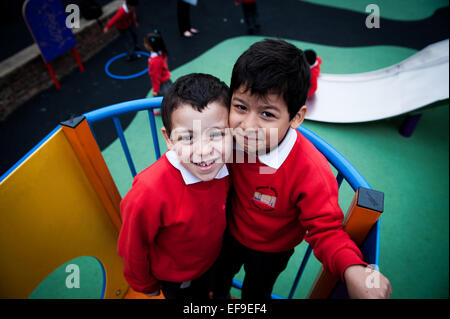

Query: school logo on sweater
[[252, 186, 277, 211]]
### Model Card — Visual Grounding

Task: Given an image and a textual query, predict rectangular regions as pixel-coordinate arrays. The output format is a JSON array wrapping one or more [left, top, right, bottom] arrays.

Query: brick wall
[[0, 1, 121, 121]]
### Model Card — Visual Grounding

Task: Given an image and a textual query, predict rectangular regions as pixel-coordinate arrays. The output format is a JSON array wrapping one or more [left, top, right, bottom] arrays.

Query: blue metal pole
[[147, 109, 161, 160], [288, 245, 313, 299], [113, 116, 137, 178], [232, 279, 285, 300]]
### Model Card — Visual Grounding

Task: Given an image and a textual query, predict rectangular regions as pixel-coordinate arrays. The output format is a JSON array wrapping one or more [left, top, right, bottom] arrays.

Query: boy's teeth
[[197, 160, 214, 167]]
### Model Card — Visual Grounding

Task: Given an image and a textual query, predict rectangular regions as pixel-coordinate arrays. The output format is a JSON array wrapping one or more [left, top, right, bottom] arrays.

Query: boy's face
[[162, 102, 231, 182], [229, 85, 306, 154]]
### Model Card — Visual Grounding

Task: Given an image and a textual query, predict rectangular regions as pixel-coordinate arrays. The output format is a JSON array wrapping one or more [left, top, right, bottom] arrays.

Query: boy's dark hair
[[126, 0, 139, 7], [145, 30, 168, 56], [230, 39, 310, 120], [304, 49, 317, 66], [161, 73, 230, 136]]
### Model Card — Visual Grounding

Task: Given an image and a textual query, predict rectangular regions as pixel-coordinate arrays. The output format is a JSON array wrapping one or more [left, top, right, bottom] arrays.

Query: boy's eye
[[209, 130, 224, 139], [234, 104, 247, 111], [179, 135, 193, 142], [262, 111, 275, 118]]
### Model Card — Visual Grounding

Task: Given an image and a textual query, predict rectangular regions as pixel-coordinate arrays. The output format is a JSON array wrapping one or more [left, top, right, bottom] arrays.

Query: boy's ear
[[289, 105, 307, 129], [161, 127, 174, 150]]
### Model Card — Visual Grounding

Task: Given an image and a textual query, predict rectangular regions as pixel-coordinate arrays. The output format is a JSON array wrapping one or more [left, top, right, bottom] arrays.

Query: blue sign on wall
[[23, 0, 77, 63]]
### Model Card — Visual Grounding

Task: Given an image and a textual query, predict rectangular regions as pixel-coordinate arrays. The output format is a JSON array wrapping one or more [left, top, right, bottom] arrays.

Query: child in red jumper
[[144, 30, 172, 115], [305, 49, 322, 98], [213, 39, 392, 300], [104, 0, 140, 61], [118, 73, 232, 299]]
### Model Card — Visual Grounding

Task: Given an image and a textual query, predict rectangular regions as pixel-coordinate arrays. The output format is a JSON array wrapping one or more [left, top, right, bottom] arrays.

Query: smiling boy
[[213, 39, 392, 300], [118, 73, 232, 299]]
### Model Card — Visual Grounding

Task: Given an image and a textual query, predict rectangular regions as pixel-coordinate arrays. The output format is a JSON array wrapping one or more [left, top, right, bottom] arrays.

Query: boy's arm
[[118, 180, 162, 294], [344, 265, 392, 298], [296, 158, 367, 282], [104, 8, 123, 32]]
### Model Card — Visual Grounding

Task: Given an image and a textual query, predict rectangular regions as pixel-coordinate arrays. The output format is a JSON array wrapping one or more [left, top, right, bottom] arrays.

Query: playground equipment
[[23, 0, 85, 89], [306, 39, 449, 136], [0, 98, 383, 299]]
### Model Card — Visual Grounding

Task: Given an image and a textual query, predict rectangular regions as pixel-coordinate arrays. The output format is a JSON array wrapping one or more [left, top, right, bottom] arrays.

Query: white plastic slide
[[305, 39, 449, 123]]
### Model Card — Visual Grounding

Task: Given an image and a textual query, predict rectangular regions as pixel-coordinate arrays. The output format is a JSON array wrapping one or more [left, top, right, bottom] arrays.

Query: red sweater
[[118, 153, 230, 293], [229, 129, 366, 280], [308, 56, 322, 98], [148, 53, 171, 95], [106, 5, 137, 31]]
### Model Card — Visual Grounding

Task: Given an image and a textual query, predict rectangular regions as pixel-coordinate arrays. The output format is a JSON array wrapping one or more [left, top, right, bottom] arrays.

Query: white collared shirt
[[235, 128, 298, 170], [122, 3, 129, 13], [165, 150, 229, 185]]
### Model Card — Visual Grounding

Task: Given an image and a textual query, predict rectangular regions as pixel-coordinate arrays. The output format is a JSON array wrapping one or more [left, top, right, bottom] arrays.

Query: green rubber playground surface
[[301, 0, 449, 21]]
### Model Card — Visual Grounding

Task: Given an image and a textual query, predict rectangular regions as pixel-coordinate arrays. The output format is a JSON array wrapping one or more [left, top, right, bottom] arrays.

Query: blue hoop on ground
[[105, 51, 149, 80]]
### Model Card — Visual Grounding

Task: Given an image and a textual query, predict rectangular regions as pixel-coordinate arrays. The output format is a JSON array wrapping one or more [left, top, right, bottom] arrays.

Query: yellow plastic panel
[[0, 127, 128, 298]]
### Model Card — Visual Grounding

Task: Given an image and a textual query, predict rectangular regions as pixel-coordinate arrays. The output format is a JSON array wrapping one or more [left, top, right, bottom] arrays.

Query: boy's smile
[[162, 102, 231, 182], [229, 86, 306, 154]]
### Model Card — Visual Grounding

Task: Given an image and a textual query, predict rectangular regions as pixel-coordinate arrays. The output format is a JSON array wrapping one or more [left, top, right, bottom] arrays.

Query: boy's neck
[[265, 127, 290, 154]]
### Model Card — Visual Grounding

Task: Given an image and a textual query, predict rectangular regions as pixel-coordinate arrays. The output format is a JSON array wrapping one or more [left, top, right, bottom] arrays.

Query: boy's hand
[[344, 265, 392, 299], [103, 26, 109, 34]]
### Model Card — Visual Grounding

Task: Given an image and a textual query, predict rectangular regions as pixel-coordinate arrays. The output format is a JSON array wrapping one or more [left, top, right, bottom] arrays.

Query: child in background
[[144, 30, 172, 115], [213, 39, 392, 300], [118, 73, 232, 300], [104, 0, 140, 61], [305, 49, 322, 98]]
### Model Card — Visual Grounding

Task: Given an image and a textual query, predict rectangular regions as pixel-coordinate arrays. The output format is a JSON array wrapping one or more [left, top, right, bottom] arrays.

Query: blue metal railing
[[84, 97, 163, 177], [83, 97, 379, 299]]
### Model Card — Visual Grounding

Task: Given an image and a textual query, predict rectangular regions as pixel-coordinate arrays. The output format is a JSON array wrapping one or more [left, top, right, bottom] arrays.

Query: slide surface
[[305, 39, 449, 123]]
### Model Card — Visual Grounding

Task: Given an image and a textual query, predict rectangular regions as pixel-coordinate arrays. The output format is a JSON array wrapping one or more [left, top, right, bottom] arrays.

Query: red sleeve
[[148, 57, 163, 95], [117, 177, 162, 294], [297, 151, 366, 281], [106, 7, 124, 30]]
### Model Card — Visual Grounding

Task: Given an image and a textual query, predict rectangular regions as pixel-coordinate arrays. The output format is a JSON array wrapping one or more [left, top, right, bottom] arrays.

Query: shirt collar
[[235, 127, 297, 170], [165, 150, 229, 185], [150, 51, 162, 58], [310, 60, 318, 69], [122, 3, 129, 13]]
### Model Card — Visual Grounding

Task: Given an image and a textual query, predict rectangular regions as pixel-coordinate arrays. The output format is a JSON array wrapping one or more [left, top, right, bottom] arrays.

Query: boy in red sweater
[[144, 31, 172, 98], [213, 39, 392, 300], [305, 49, 322, 98], [104, 0, 140, 61], [118, 73, 232, 299], [144, 30, 172, 116]]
